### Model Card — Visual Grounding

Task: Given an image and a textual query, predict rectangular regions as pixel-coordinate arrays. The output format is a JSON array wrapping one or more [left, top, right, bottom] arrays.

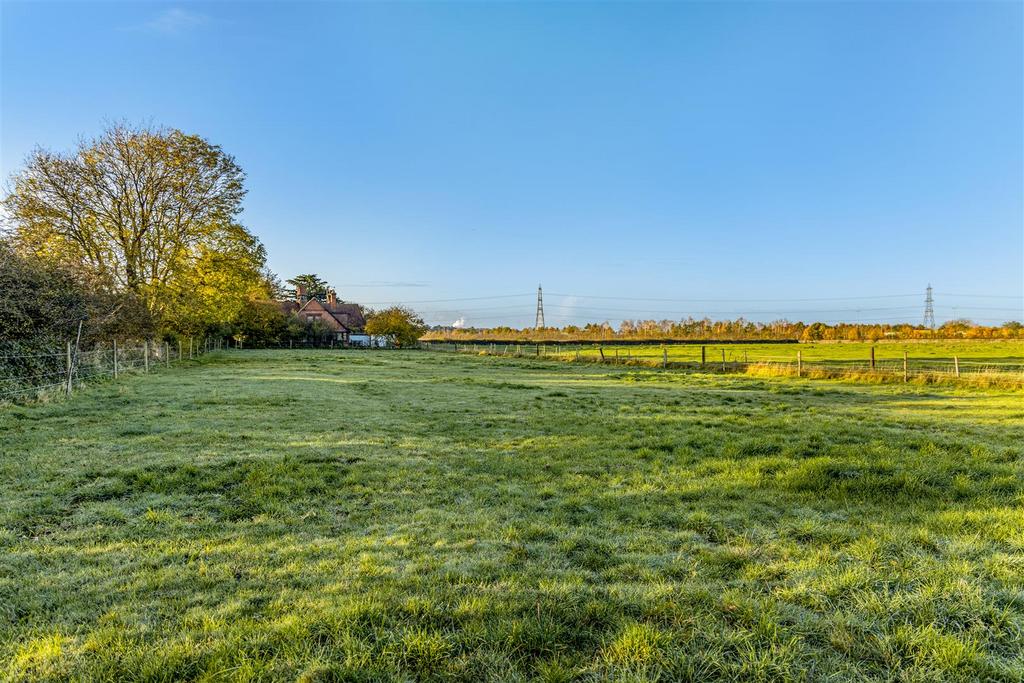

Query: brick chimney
[[295, 285, 306, 303], [326, 289, 337, 306]]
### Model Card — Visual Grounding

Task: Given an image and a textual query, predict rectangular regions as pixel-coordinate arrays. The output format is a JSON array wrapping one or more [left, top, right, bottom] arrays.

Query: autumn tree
[[364, 306, 427, 347], [2, 123, 267, 332]]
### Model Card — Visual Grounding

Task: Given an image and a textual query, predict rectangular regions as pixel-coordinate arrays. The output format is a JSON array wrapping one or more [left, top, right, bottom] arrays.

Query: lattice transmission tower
[[923, 284, 935, 330], [535, 284, 545, 329]]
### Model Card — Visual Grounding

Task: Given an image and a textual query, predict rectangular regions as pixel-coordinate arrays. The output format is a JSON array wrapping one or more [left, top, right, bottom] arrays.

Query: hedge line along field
[[1, 350, 1022, 681]]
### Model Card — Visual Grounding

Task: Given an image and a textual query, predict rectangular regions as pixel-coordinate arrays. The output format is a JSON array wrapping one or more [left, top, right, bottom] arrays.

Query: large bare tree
[[3, 123, 255, 320]]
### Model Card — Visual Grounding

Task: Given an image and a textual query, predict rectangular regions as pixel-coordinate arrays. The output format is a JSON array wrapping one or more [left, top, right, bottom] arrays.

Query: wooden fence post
[[113, 340, 119, 379], [189, 337, 194, 360], [663, 347, 668, 369], [870, 346, 876, 370], [165, 342, 170, 367], [701, 345, 706, 368], [903, 351, 909, 383], [598, 346, 605, 361], [144, 340, 149, 373], [721, 349, 726, 371], [65, 341, 73, 396], [797, 350, 802, 378], [178, 339, 182, 362], [954, 356, 960, 378]]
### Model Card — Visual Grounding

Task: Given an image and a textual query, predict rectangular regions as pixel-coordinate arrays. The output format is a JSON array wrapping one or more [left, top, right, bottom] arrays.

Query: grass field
[[2, 350, 1022, 681], [430, 339, 1024, 387], [515, 339, 1024, 367]]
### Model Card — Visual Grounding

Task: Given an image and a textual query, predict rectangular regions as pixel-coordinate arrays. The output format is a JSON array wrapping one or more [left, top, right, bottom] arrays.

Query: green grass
[[538, 339, 1024, 366], [1, 350, 1022, 681]]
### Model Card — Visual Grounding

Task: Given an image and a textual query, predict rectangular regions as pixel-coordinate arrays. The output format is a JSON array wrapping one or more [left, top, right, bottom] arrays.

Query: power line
[[418, 304, 1021, 317], [423, 314, 1023, 327], [354, 287, 1020, 326], [545, 292, 925, 303], [935, 293, 1024, 299], [355, 291, 1022, 307], [359, 293, 533, 306]]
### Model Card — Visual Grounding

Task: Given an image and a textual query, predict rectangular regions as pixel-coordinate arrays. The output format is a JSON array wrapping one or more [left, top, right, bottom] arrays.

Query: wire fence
[[0, 337, 225, 404], [422, 341, 1024, 386], [5, 338, 1020, 401], [232, 337, 393, 350]]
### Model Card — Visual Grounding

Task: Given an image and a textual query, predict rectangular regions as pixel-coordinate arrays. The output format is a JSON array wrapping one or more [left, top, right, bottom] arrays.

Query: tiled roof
[[280, 298, 366, 332]]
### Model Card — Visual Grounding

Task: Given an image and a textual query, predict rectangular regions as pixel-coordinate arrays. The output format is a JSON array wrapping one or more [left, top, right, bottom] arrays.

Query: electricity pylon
[[535, 285, 545, 329], [924, 284, 935, 330]]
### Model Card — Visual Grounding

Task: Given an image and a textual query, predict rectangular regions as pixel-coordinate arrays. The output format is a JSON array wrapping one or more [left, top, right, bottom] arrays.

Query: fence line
[[421, 341, 1024, 385], [0, 337, 226, 403]]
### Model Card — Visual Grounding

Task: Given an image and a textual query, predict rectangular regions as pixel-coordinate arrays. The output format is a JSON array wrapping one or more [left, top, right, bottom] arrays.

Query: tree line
[[422, 317, 1023, 343]]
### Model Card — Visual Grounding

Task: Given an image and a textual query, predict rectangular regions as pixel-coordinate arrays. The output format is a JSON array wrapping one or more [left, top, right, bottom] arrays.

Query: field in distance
[[474, 339, 1024, 370], [2, 350, 1022, 680]]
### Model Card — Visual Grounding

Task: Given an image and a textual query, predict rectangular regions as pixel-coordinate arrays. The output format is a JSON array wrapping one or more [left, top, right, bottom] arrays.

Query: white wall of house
[[349, 334, 391, 348]]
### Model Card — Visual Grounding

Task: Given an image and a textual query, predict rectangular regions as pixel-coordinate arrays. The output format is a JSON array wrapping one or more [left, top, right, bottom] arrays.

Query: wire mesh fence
[[0, 337, 226, 404], [421, 341, 1024, 385]]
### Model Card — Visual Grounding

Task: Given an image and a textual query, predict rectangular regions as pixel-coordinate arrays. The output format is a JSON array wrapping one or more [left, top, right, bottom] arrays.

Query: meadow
[[466, 339, 1024, 365], [1, 350, 1022, 681], [427, 340, 1024, 380]]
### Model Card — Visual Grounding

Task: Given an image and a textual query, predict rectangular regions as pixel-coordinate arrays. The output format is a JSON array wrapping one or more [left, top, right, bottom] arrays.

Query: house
[[281, 286, 366, 344]]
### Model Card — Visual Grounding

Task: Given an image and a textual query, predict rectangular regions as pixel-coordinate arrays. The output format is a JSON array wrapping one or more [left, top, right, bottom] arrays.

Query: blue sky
[[2, 1, 1022, 327]]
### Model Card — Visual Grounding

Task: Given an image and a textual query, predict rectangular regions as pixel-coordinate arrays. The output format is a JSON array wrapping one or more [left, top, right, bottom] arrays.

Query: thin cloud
[[136, 8, 209, 35]]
